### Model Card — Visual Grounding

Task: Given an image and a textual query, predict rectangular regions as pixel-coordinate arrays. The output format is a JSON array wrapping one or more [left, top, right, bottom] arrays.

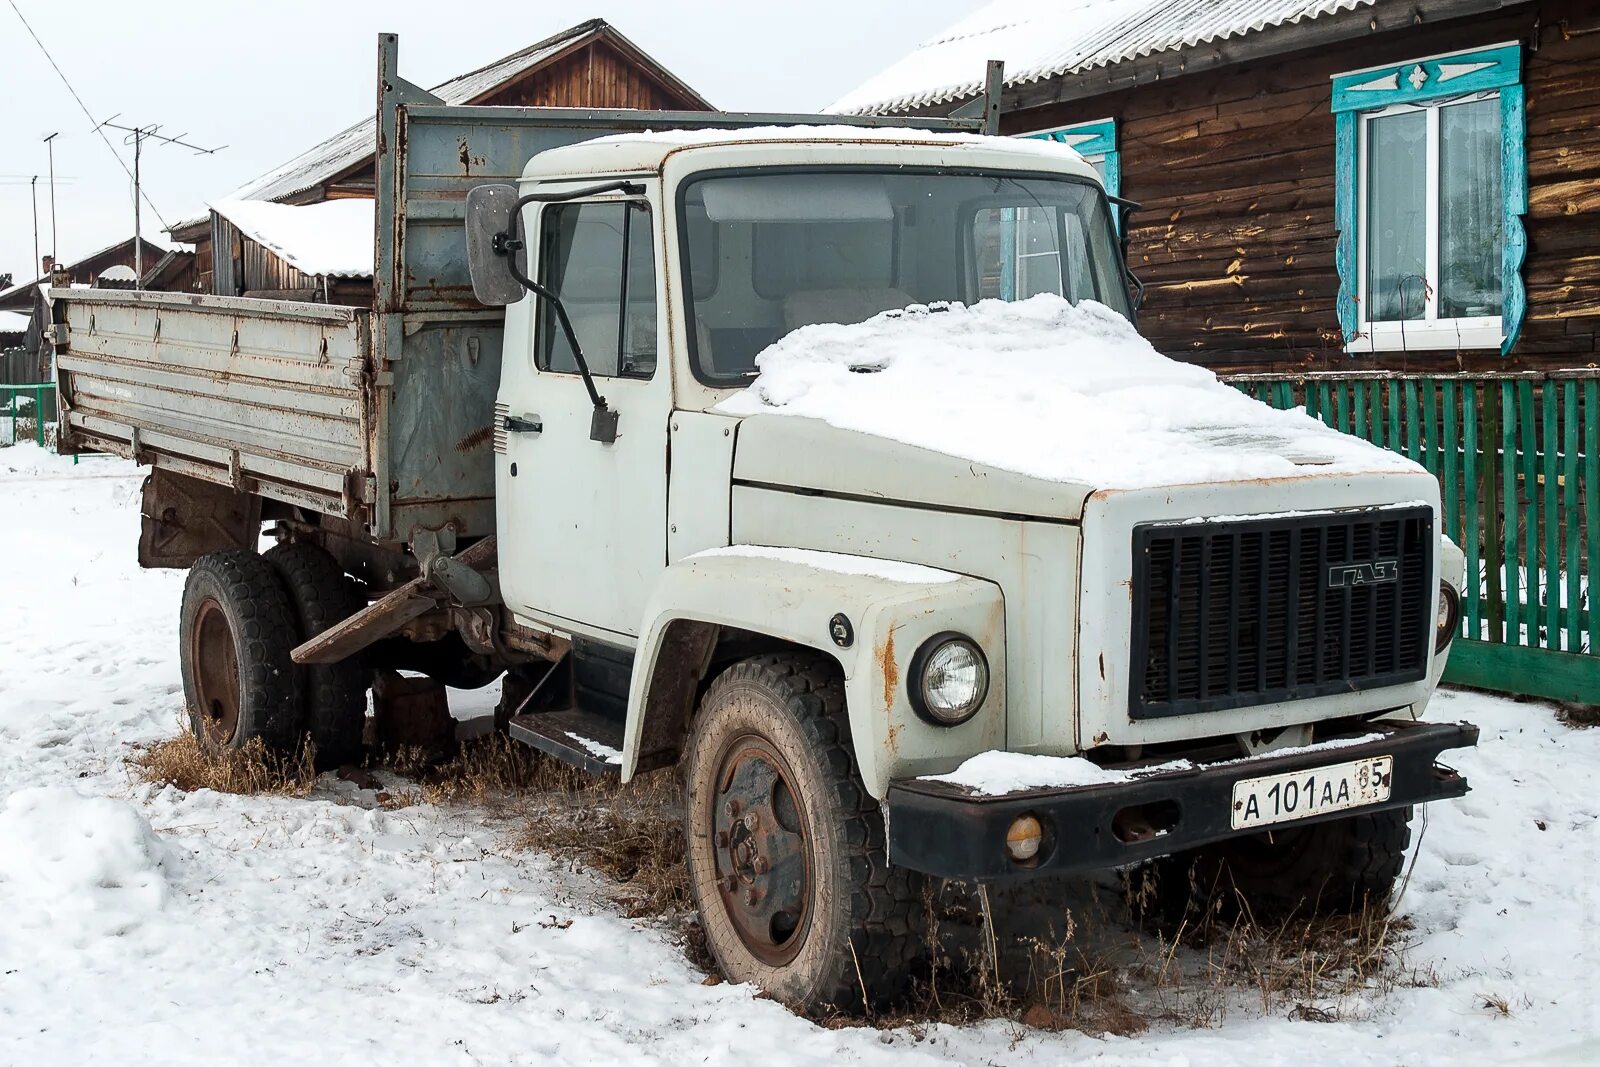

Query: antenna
[[42, 132, 59, 262], [97, 118, 226, 289]]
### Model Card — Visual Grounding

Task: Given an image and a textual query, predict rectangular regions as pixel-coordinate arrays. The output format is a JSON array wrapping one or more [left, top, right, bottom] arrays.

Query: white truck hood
[[721, 296, 1420, 519]]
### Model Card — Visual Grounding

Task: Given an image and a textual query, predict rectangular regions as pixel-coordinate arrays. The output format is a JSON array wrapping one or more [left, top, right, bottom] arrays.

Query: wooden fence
[[1229, 371, 1597, 706]]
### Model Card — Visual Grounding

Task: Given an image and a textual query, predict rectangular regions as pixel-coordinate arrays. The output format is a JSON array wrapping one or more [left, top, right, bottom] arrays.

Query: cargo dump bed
[[56, 291, 374, 519], [52, 34, 977, 547]]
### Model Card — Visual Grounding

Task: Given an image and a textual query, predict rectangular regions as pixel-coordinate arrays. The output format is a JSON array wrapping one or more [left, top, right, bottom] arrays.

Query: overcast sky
[[0, 0, 974, 283]]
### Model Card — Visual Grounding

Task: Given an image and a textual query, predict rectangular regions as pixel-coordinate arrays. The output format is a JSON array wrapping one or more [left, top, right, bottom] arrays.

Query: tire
[[1149, 806, 1414, 924], [263, 542, 367, 769], [179, 550, 304, 755], [683, 652, 923, 1013]]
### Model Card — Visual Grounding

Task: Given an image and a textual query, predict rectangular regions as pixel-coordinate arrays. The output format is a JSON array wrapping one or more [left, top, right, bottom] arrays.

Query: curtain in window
[[1366, 111, 1427, 321], [1439, 98, 1503, 318]]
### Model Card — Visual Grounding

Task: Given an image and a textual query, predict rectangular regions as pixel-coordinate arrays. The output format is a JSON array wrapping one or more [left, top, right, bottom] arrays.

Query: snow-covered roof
[[0, 235, 169, 305], [209, 199, 375, 279], [0, 310, 30, 333], [828, 0, 1374, 114], [223, 19, 709, 207], [525, 124, 1100, 181]]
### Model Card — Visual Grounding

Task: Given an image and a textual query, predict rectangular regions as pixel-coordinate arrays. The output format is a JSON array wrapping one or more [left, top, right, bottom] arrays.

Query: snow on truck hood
[[716, 295, 1417, 497]]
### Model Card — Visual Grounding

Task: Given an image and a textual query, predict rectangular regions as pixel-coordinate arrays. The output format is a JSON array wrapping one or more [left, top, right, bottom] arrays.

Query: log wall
[[1005, 0, 1599, 375]]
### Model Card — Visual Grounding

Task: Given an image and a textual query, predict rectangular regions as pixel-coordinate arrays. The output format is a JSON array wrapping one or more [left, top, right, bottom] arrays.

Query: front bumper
[[885, 719, 1478, 882]]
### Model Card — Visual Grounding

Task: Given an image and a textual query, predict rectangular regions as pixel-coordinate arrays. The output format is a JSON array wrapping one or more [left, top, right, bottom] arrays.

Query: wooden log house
[[834, 0, 1598, 377]]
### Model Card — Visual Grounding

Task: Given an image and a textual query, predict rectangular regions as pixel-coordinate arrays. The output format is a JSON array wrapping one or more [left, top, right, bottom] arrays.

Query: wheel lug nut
[[721, 875, 738, 892], [742, 812, 759, 831], [745, 888, 759, 906], [715, 830, 729, 848], [724, 800, 741, 819], [751, 855, 769, 874]]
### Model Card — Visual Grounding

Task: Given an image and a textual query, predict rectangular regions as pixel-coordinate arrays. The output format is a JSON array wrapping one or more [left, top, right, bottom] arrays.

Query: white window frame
[[1350, 92, 1503, 353]]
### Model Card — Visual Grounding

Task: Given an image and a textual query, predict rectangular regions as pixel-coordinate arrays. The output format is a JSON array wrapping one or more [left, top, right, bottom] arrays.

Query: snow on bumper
[[884, 720, 1477, 881]]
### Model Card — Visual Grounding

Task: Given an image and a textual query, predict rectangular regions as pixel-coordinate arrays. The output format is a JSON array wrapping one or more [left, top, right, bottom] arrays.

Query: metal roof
[[827, 0, 1375, 114], [223, 19, 711, 206]]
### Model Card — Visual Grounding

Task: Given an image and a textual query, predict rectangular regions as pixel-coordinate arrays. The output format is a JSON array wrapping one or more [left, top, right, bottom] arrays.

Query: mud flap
[[139, 469, 261, 569]]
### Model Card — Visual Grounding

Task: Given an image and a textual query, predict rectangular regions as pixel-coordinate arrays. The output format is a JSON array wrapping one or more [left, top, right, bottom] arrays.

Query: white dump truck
[[51, 36, 1475, 1012]]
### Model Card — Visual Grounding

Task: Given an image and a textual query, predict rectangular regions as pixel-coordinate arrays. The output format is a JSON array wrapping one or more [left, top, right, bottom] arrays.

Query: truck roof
[[519, 125, 1104, 184]]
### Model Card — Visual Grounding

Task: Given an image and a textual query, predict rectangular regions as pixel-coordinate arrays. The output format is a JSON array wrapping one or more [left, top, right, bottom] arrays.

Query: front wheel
[[682, 653, 923, 1013]]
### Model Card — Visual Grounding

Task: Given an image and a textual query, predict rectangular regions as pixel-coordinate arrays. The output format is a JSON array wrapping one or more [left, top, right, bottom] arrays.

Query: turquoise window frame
[[1022, 118, 1121, 199], [1331, 43, 1527, 357]]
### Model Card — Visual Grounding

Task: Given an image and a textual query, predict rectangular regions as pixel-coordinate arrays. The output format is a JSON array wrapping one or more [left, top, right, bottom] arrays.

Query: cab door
[[496, 191, 669, 639]]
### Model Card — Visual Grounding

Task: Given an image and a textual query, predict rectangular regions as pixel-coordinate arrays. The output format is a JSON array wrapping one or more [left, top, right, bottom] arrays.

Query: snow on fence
[[1230, 370, 1599, 705]]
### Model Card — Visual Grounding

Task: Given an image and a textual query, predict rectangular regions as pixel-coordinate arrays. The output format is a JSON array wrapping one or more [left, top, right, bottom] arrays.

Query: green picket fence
[[1228, 371, 1598, 705], [0, 382, 56, 449]]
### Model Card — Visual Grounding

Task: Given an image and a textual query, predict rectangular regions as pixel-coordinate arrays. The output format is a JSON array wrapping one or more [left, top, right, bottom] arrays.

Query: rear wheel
[[1150, 807, 1414, 924], [683, 653, 923, 1013], [179, 551, 303, 755], [263, 542, 367, 769]]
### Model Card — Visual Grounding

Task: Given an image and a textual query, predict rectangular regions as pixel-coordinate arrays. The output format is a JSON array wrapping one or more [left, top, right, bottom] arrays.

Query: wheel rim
[[190, 597, 241, 746], [710, 734, 813, 966]]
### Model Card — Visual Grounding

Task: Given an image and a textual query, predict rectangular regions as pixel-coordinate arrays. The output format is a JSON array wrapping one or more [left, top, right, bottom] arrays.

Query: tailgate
[[55, 289, 373, 518]]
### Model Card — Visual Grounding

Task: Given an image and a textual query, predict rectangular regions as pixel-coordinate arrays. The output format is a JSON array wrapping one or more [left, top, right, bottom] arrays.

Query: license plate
[[1230, 755, 1393, 830]]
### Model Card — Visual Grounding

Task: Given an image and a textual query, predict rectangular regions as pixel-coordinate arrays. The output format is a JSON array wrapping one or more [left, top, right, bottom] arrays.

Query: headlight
[[1436, 581, 1461, 653], [909, 633, 989, 726]]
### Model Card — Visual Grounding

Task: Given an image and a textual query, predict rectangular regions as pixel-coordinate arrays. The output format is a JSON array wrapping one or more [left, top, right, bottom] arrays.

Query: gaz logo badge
[[1327, 559, 1399, 587]]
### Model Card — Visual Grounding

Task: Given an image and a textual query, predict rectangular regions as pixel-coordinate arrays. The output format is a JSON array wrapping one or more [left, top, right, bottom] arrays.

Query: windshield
[[678, 168, 1129, 383]]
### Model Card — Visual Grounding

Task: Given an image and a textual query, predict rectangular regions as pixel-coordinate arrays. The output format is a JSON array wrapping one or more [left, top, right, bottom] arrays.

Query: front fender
[[624, 548, 1006, 798]]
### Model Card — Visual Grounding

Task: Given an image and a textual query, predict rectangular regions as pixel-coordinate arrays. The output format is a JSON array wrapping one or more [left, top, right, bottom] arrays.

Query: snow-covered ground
[[1, 444, 1597, 1066]]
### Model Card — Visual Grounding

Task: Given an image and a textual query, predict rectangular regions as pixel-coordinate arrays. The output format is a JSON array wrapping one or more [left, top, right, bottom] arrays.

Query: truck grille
[[1130, 507, 1433, 719]]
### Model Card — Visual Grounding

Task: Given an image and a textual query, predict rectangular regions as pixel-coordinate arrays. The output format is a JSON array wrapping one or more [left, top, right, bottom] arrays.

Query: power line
[[5, 0, 171, 231]]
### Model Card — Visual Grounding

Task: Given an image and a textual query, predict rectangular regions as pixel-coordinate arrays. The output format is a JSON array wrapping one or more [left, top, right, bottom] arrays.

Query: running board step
[[508, 707, 624, 776]]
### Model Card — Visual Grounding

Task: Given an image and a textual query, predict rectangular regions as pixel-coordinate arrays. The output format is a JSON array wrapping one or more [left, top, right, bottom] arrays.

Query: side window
[[537, 201, 656, 378], [1332, 43, 1525, 355]]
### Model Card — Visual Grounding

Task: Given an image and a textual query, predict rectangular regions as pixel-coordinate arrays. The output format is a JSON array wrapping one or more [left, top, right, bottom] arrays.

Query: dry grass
[[130, 732, 318, 797], [843, 873, 1436, 1035], [131, 726, 1434, 1035]]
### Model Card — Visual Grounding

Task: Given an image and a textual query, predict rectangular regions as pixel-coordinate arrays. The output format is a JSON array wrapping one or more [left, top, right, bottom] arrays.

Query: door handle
[[505, 414, 543, 434]]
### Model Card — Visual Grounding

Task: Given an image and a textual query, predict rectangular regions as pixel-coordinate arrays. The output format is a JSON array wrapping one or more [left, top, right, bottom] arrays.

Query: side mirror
[[464, 184, 527, 306]]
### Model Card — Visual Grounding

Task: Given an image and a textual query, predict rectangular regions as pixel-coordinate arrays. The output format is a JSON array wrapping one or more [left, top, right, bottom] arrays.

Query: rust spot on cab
[[456, 425, 492, 453], [878, 628, 898, 712]]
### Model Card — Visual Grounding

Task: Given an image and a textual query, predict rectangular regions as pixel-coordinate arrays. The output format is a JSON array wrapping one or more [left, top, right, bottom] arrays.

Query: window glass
[[679, 170, 1127, 383], [1365, 110, 1427, 322], [537, 201, 656, 378], [684, 201, 718, 301], [1439, 98, 1503, 318], [752, 219, 895, 297]]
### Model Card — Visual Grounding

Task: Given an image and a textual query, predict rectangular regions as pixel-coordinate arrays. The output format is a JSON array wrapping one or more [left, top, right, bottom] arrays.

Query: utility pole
[[30, 175, 39, 279], [96, 117, 224, 289], [42, 132, 59, 263]]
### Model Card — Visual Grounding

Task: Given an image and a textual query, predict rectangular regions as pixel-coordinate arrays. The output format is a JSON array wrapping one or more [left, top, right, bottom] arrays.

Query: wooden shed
[[170, 18, 711, 294]]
